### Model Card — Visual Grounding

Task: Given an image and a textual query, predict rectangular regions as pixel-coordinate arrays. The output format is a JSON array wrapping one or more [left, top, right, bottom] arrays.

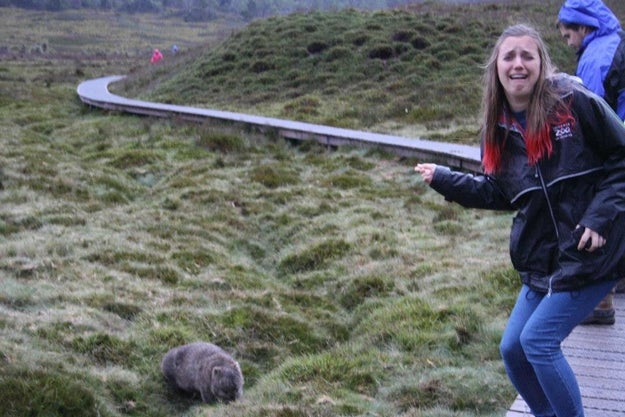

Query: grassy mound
[[112, 0, 625, 143]]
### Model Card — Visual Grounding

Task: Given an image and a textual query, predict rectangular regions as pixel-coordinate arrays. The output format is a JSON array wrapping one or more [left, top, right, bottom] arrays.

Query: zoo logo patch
[[553, 122, 573, 141]]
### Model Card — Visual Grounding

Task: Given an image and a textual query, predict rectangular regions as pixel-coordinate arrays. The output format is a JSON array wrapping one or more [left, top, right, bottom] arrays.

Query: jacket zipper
[[536, 165, 559, 297]]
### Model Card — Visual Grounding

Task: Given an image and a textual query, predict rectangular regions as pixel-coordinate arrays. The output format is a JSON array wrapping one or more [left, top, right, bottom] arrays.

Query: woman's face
[[496, 35, 541, 112]]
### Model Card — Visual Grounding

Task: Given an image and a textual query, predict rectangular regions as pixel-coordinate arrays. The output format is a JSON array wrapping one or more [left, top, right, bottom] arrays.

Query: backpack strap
[[603, 31, 625, 113]]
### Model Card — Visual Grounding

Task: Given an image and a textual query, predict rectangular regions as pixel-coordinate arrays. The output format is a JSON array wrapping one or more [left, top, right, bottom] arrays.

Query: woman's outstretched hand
[[415, 163, 437, 185]]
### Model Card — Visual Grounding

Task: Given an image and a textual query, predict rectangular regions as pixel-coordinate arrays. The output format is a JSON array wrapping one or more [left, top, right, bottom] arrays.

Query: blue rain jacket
[[558, 0, 625, 119]]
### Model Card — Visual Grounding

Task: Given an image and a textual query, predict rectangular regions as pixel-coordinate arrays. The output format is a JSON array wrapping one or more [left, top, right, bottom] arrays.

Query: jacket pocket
[[556, 224, 623, 286]]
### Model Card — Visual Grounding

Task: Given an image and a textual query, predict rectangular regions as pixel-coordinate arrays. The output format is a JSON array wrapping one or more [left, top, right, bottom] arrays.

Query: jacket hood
[[558, 0, 621, 37]]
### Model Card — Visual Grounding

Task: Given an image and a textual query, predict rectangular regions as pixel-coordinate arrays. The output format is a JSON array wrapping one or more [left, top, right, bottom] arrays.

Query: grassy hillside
[[116, 0, 625, 143], [1, 2, 624, 417]]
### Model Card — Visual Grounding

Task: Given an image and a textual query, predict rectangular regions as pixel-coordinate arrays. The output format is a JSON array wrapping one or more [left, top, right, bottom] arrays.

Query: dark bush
[[203, 63, 235, 77], [351, 34, 369, 46], [250, 60, 274, 73], [103, 302, 143, 321], [306, 41, 329, 54], [394, 43, 410, 56], [221, 306, 329, 354], [71, 333, 135, 366], [392, 30, 414, 43], [0, 368, 101, 417], [411, 37, 430, 50], [338, 275, 395, 310], [196, 131, 246, 153], [368, 44, 394, 60], [251, 165, 300, 188], [279, 239, 351, 274], [222, 52, 237, 61], [325, 46, 353, 62]]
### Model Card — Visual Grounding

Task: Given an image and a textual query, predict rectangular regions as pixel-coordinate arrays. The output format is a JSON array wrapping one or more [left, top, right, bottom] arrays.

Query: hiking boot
[[580, 290, 615, 325], [580, 308, 615, 325]]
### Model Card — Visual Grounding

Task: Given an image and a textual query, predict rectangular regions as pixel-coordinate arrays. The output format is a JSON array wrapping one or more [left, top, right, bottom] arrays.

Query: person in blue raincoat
[[557, 0, 625, 324], [558, 0, 625, 119]]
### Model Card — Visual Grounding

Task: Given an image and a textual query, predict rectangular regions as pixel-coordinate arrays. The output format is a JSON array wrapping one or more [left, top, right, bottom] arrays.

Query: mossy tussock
[[0, 366, 102, 417]]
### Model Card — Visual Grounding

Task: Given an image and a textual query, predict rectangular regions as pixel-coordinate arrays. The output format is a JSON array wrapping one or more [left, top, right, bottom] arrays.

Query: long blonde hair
[[481, 24, 570, 174]]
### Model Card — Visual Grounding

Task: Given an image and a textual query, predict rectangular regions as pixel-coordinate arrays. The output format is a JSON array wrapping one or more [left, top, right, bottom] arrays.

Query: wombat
[[161, 342, 243, 403]]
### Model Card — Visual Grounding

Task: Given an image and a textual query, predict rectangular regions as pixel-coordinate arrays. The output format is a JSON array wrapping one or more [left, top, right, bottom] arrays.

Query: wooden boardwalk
[[507, 292, 625, 417], [76, 76, 482, 173]]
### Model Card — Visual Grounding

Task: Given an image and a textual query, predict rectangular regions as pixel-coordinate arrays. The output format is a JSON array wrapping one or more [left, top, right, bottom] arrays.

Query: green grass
[[1, 1, 623, 417]]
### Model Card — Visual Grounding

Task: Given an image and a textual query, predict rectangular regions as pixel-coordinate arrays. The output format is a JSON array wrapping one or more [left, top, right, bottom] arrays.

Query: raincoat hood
[[558, 0, 621, 37]]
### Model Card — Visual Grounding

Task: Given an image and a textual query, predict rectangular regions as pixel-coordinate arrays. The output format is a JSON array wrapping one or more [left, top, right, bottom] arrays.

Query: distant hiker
[[150, 48, 163, 64], [171, 44, 179, 55]]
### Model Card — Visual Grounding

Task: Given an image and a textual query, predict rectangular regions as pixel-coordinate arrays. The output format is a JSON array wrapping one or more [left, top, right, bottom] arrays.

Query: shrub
[[338, 275, 395, 310], [108, 149, 161, 169], [279, 239, 351, 274], [195, 130, 246, 153], [306, 41, 329, 54], [391, 30, 412, 42], [368, 44, 394, 60], [71, 333, 135, 366], [282, 95, 321, 118], [220, 306, 330, 355], [324, 171, 372, 189], [0, 367, 102, 417], [121, 264, 180, 285], [103, 302, 143, 321], [251, 164, 300, 188], [250, 60, 274, 73], [325, 45, 353, 62], [410, 36, 430, 51]]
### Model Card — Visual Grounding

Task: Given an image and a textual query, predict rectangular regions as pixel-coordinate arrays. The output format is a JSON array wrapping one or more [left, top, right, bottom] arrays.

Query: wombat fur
[[161, 342, 243, 403]]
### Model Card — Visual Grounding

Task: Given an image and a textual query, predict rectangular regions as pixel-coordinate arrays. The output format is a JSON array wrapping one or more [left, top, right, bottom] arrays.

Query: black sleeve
[[602, 34, 625, 114], [429, 166, 514, 211]]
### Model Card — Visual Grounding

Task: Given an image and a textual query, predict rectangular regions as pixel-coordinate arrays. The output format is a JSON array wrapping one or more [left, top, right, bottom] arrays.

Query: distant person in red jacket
[[150, 48, 163, 64]]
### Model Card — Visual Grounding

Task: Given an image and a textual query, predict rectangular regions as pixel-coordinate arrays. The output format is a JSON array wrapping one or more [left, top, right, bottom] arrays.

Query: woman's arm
[[415, 163, 514, 211]]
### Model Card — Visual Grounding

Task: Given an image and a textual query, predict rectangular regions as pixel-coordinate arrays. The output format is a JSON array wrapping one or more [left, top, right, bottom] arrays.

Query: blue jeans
[[500, 281, 617, 417]]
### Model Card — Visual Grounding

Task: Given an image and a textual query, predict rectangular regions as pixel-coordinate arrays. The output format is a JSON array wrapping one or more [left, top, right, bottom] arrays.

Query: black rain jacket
[[429, 77, 625, 293]]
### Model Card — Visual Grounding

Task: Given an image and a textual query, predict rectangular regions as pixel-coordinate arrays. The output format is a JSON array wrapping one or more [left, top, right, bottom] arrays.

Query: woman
[[416, 24, 625, 417]]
